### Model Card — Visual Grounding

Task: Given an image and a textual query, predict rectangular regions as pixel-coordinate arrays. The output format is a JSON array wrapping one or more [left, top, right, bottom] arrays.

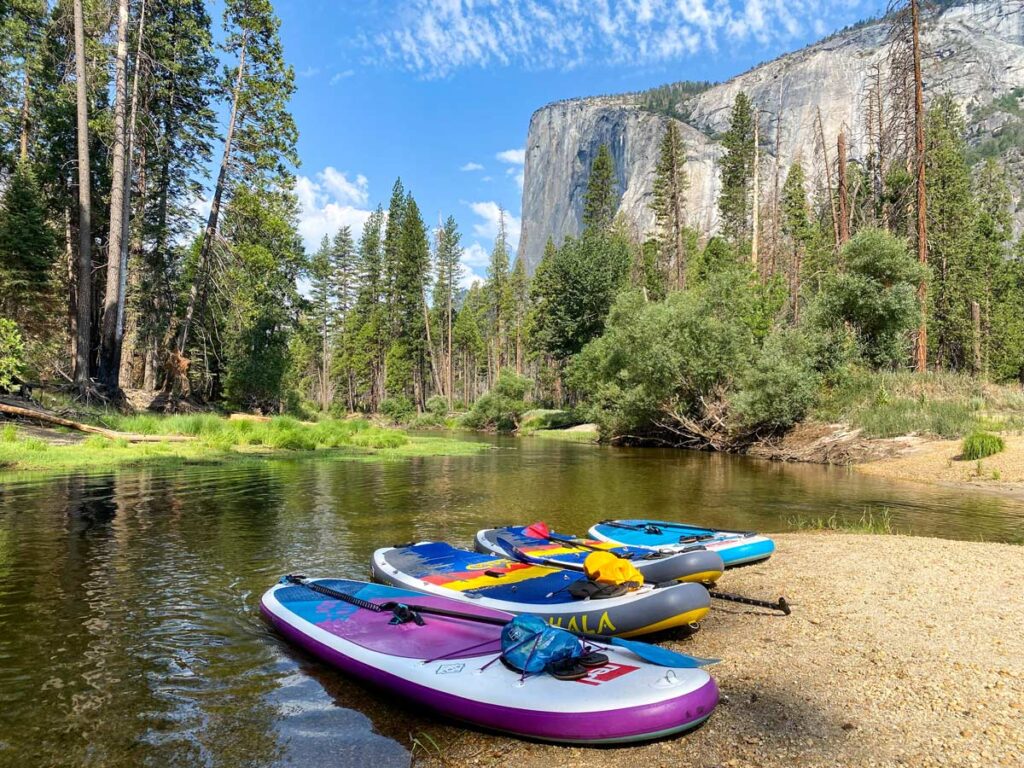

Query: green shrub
[[425, 395, 449, 418], [961, 431, 1005, 461], [1, 424, 15, 442], [460, 370, 532, 431], [0, 318, 25, 391], [734, 329, 820, 430], [519, 409, 579, 431], [381, 396, 414, 423], [814, 228, 926, 368]]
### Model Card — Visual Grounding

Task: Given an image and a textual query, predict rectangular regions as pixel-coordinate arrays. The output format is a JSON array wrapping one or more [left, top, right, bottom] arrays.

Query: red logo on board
[[575, 662, 640, 686]]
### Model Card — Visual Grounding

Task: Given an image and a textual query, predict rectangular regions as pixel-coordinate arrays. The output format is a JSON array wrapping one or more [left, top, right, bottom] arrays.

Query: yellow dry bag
[[583, 551, 643, 589]]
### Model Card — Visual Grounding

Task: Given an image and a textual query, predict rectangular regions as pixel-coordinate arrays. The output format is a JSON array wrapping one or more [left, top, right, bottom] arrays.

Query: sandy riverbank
[[320, 533, 1023, 768], [856, 434, 1024, 499]]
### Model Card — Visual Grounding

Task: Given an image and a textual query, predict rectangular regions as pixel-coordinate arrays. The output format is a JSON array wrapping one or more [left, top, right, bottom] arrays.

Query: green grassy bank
[[812, 370, 1024, 439], [0, 415, 489, 475]]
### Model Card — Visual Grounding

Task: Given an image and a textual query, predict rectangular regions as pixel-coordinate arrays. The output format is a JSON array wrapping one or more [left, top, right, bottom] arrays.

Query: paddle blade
[[609, 637, 719, 668], [523, 521, 550, 539], [495, 536, 533, 563]]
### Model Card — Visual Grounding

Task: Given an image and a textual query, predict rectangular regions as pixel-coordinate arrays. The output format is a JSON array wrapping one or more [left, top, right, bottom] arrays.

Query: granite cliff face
[[518, 0, 1024, 272]]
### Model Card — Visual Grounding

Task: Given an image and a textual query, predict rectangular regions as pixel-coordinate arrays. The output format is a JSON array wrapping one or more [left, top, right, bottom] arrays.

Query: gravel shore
[[326, 533, 1024, 768], [856, 435, 1024, 500]]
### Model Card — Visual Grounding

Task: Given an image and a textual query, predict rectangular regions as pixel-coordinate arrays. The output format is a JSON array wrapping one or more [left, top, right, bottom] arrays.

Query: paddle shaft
[[710, 590, 791, 615], [286, 574, 617, 642]]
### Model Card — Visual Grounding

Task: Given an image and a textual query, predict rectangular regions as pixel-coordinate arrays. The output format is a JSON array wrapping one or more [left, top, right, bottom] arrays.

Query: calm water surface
[[1, 435, 1022, 767]]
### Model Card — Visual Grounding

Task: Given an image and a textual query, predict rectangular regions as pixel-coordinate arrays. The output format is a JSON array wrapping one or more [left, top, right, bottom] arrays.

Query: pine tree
[[510, 257, 528, 373], [0, 159, 57, 319], [582, 143, 618, 232], [386, 193, 429, 402], [652, 121, 690, 289], [453, 282, 487, 404], [350, 206, 386, 408], [991, 235, 1024, 383], [718, 92, 756, 247], [134, 0, 218, 390], [925, 95, 975, 370], [308, 234, 334, 410], [486, 209, 512, 374], [972, 159, 1013, 380], [178, 0, 297, 359], [780, 161, 812, 321], [381, 178, 406, 331], [433, 215, 462, 404]]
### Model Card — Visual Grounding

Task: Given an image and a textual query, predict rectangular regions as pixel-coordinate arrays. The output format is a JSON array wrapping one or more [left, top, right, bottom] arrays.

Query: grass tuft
[[960, 431, 1005, 461], [788, 508, 896, 535], [1, 423, 16, 442]]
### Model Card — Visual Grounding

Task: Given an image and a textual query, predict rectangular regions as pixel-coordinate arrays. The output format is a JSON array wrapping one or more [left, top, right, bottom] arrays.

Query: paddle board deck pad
[[475, 525, 724, 584], [371, 542, 710, 637], [262, 578, 717, 743], [589, 520, 775, 568]]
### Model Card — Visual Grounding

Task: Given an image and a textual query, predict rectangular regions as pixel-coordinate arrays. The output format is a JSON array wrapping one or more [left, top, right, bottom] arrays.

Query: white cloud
[[299, 66, 321, 78], [496, 148, 525, 165], [294, 168, 373, 252], [318, 167, 370, 206], [459, 241, 490, 287], [506, 166, 525, 191], [468, 201, 521, 250], [460, 161, 484, 171], [371, 0, 871, 77], [329, 69, 354, 85]]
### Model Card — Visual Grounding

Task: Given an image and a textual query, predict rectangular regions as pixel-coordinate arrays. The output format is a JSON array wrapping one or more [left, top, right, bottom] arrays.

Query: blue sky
[[269, 0, 888, 284]]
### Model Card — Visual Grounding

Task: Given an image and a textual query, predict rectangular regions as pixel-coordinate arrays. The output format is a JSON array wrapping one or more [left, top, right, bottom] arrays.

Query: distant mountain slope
[[517, 0, 1024, 272]]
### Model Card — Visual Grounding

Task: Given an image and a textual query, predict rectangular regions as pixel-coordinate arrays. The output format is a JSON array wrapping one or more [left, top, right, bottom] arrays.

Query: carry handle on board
[[497, 537, 792, 616], [281, 574, 718, 668]]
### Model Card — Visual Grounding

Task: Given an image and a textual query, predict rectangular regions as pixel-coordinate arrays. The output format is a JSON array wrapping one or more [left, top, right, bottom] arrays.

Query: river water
[[1, 435, 1021, 766]]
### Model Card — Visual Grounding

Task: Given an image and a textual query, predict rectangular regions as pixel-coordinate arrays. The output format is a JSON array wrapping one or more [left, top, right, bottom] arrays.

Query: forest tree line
[[1, 0, 1022, 440]]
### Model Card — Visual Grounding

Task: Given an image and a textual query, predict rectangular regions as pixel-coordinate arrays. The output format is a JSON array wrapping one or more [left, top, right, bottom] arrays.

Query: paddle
[[282, 574, 717, 668], [519, 522, 619, 555], [498, 536, 791, 615]]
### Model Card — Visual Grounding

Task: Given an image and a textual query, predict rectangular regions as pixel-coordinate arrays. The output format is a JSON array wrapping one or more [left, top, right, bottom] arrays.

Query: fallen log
[[0, 402, 195, 443]]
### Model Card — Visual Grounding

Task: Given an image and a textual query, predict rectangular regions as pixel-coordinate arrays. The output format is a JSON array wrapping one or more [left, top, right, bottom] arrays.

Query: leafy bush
[[460, 370, 532, 431], [380, 395, 415, 423], [734, 329, 820, 430], [519, 409, 579, 431], [961, 431, 1005, 460], [0, 318, 25, 391], [814, 228, 927, 368], [569, 270, 802, 444], [425, 395, 449, 418]]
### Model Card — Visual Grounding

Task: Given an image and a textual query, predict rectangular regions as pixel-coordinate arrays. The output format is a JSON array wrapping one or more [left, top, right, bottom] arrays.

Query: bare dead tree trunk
[[19, 71, 30, 161], [116, 0, 146, 386], [815, 107, 840, 253], [422, 287, 443, 397], [770, 87, 783, 278], [98, 0, 130, 390], [837, 128, 849, 248], [751, 113, 760, 269], [911, 0, 928, 373], [971, 300, 982, 376], [72, 0, 92, 387], [446, 262, 453, 409], [178, 33, 247, 356]]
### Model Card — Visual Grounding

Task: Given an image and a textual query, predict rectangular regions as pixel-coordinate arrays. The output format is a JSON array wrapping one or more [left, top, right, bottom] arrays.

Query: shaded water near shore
[[1, 434, 1022, 766]]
